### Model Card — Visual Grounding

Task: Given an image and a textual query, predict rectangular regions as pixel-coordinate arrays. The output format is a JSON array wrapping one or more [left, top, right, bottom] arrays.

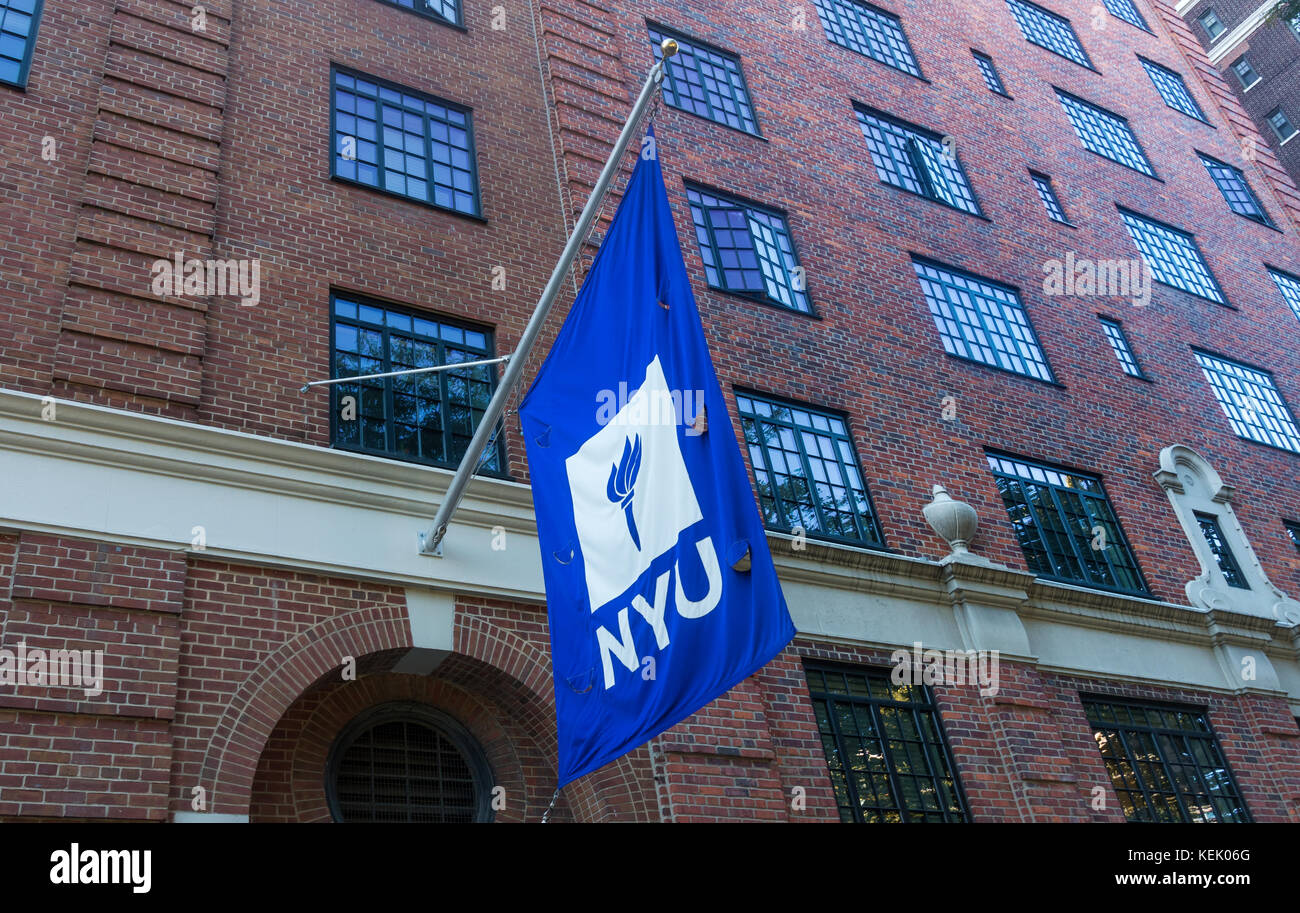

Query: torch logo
[[607, 435, 643, 549]]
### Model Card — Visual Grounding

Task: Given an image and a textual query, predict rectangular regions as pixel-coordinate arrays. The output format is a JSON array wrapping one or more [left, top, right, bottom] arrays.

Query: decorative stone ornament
[[923, 484, 979, 556]]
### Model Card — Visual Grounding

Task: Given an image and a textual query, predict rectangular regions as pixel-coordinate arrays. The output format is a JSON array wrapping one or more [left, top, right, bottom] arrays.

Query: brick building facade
[[1, 0, 1300, 822]]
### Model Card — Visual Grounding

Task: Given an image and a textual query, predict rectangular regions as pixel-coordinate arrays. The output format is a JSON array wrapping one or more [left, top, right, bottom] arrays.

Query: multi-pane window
[[1195, 513, 1250, 589], [1194, 349, 1300, 453], [1231, 57, 1260, 90], [1056, 91, 1155, 177], [987, 454, 1148, 595], [805, 664, 969, 823], [376, 0, 459, 26], [811, 0, 922, 77], [1197, 9, 1225, 41], [1005, 0, 1093, 68], [1269, 268, 1300, 323], [1139, 58, 1208, 123], [1085, 699, 1251, 823], [735, 393, 883, 546], [332, 70, 478, 216], [1285, 521, 1300, 554], [649, 25, 759, 136], [1119, 209, 1225, 304], [330, 294, 501, 470], [1101, 0, 1149, 31], [1198, 154, 1273, 226], [1100, 318, 1146, 378], [972, 50, 1009, 96], [1030, 172, 1069, 223], [0, 0, 42, 87], [1267, 108, 1298, 143], [912, 259, 1054, 382], [685, 185, 811, 313], [855, 107, 982, 215]]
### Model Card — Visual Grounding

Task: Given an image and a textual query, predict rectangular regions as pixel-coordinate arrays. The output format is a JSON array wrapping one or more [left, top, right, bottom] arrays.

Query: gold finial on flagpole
[[661, 38, 678, 58]]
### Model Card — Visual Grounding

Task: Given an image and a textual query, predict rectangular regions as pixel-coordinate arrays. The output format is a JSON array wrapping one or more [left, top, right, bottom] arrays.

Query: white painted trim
[[1203, 1, 1283, 64], [172, 812, 249, 823]]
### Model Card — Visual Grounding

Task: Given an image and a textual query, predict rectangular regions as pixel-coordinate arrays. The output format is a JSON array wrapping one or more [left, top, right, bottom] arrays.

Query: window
[[972, 50, 1010, 96], [735, 393, 883, 546], [1269, 267, 1300, 323], [331, 70, 479, 216], [1231, 57, 1260, 90], [1197, 9, 1225, 42], [1030, 172, 1069, 223], [685, 185, 811, 313], [1101, 0, 1149, 31], [912, 259, 1054, 381], [1118, 209, 1225, 304], [330, 293, 502, 470], [649, 25, 760, 136], [1005, 0, 1093, 69], [1056, 91, 1155, 177], [376, 0, 459, 26], [1197, 154, 1273, 226], [1267, 108, 1298, 143], [326, 704, 493, 823], [1100, 318, 1146, 378], [987, 454, 1148, 595], [1195, 512, 1250, 588], [1139, 58, 1208, 123], [1085, 698, 1250, 823], [0, 0, 42, 87], [1193, 349, 1300, 453], [855, 107, 982, 215], [811, 0, 922, 77], [1285, 521, 1300, 554], [805, 663, 970, 823]]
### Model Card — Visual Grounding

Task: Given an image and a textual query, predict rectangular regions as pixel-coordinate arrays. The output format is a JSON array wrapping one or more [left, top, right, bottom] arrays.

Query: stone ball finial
[[923, 484, 978, 555]]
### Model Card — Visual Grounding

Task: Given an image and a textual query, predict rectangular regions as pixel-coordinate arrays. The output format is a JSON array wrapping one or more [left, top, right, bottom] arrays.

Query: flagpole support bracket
[[417, 530, 443, 558]]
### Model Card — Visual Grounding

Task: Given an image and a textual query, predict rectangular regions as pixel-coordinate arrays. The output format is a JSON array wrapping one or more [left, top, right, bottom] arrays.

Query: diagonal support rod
[[298, 356, 511, 393]]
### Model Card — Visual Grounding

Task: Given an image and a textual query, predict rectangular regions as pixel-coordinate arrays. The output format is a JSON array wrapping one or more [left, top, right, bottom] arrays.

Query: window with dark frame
[[1198, 153, 1273, 226], [912, 258, 1055, 382], [331, 69, 479, 216], [1267, 108, 1298, 143], [1101, 0, 1150, 31], [1285, 520, 1300, 555], [1005, 0, 1093, 69], [972, 50, 1010, 96], [804, 663, 970, 823], [1030, 171, 1069, 223], [1197, 9, 1225, 41], [1139, 58, 1208, 123], [1085, 698, 1251, 823], [1056, 90, 1156, 177], [1194, 349, 1300, 453], [1270, 268, 1300, 323], [735, 393, 884, 547], [1231, 57, 1260, 90], [855, 106, 983, 215], [811, 0, 922, 77], [0, 0, 42, 87], [685, 185, 811, 314], [1195, 512, 1250, 589], [1118, 209, 1226, 304], [330, 293, 502, 472], [649, 25, 760, 136], [1100, 318, 1146, 378], [374, 0, 460, 26]]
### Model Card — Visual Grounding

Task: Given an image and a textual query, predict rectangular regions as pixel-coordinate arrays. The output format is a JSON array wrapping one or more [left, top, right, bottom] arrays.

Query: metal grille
[[1006, 0, 1092, 68], [987, 453, 1148, 595], [1102, 0, 1149, 30], [334, 719, 479, 823], [331, 294, 499, 470], [1084, 699, 1251, 823], [856, 108, 981, 215], [378, 0, 459, 25], [332, 70, 478, 215], [686, 186, 810, 313], [1100, 318, 1144, 378], [1194, 512, 1250, 590], [1285, 521, 1300, 555], [972, 51, 1008, 95], [0, 0, 40, 86], [1194, 349, 1300, 453], [1198, 154, 1272, 226], [912, 259, 1054, 382], [805, 664, 969, 823], [649, 25, 759, 136], [1270, 268, 1300, 324], [811, 0, 921, 76], [736, 394, 882, 546], [1119, 209, 1224, 303], [1056, 91, 1155, 177], [1031, 172, 1069, 223], [1140, 58, 1207, 122]]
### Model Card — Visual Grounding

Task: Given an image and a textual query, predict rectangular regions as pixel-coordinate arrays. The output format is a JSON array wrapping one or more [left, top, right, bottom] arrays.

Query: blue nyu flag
[[519, 131, 796, 787]]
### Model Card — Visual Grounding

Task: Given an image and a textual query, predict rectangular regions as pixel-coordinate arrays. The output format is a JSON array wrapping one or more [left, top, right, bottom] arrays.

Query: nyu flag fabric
[[519, 131, 796, 787]]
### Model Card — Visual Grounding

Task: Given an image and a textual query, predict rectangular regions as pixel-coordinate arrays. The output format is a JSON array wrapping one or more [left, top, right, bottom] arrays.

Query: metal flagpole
[[416, 38, 679, 557]]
